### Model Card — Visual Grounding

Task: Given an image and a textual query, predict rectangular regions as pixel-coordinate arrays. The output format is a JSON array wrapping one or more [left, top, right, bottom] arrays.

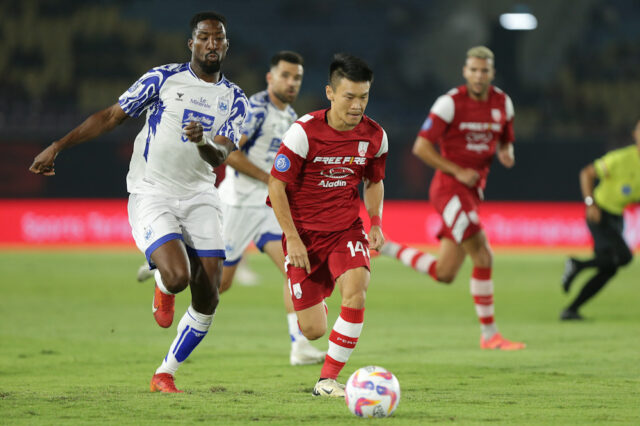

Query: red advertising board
[[1, 199, 639, 249]]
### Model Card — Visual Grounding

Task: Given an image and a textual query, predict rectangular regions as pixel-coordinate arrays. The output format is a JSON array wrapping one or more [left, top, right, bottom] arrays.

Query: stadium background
[[1, 0, 639, 247]]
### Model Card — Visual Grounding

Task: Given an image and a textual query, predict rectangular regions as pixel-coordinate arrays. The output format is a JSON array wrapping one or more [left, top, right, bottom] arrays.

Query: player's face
[[463, 57, 495, 100], [267, 60, 304, 105], [188, 19, 229, 74], [326, 78, 370, 130]]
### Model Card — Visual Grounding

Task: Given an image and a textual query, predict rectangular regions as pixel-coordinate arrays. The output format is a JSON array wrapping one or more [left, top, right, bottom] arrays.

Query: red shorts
[[283, 219, 370, 311], [429, 183, 483, 243]]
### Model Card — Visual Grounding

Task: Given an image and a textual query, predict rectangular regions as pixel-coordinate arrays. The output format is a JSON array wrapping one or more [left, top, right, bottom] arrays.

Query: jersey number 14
[[346, 240, 369, 258]]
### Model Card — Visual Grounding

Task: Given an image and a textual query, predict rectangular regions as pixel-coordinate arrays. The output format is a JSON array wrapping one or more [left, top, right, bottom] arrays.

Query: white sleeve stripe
[[505, 95, 515, 121], [375, 129, 388, 157], [281, 123, 309, 158], [430, 95, 455, 124]]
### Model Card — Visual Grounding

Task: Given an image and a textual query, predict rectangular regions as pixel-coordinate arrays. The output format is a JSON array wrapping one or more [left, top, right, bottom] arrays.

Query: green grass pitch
[[0, 249, 638, 424]]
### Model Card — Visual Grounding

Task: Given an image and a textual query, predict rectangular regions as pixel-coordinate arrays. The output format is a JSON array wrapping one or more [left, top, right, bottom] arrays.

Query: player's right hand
[[29, 144, 59, 176], [455, 168, 480, 187], [286, 235, 311, 273], [586, 205, 601, 224], [184, 121, 204, 143]]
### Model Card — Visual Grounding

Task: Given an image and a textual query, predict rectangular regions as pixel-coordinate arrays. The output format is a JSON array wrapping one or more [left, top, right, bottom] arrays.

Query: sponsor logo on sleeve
[[274, 154, 291, 172], [421, 117, 433, 131]]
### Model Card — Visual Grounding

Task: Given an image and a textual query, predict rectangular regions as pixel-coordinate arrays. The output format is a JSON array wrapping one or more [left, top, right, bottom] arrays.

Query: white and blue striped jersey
[[120, 62, 248, 197], [218, 90, 297, 206]]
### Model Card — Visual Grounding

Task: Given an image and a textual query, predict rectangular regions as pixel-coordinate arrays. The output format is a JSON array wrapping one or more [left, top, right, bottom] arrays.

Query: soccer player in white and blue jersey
[[29, 11, 248, 393], [217, 51, 325, 366]]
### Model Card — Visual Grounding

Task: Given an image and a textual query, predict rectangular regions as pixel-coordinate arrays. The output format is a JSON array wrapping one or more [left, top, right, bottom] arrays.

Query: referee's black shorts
[[587, 206, 632, 268]]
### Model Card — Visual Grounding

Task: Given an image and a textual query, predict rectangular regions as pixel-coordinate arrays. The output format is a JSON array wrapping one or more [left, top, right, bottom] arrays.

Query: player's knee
[[300, 323, 326, 341], [161, 269, 191, 293], [599, 265, 618, 277], [618, 250, 633, 267], [218, 276, 233, 294], [434, 264, 457, 284], [436, 272, 456, 284]]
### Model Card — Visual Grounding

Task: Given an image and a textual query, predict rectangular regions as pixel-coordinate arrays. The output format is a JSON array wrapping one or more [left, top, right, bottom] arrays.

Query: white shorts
[[222, 204, 282, 266], [128, 191, 225, 266]]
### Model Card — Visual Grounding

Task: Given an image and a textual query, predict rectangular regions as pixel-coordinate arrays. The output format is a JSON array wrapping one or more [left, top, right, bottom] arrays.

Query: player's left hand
[[29, 144, 59, 176], [368, 226, 385, 251], [497, 143, 515, 168], [184, 121, 204, 143]]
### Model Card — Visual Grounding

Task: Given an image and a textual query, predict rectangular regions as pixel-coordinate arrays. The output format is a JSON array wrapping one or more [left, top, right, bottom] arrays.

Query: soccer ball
[[345, 366, 400, 418]]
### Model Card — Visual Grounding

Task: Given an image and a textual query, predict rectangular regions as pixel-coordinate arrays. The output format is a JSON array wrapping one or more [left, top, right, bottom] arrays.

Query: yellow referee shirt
[[593, 145, 640, 215]]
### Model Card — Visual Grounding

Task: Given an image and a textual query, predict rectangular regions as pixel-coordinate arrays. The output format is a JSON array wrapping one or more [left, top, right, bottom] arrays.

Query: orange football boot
[[150, 373, 183, 393], [152, 285, 175, 328], [480, 333, 526, 350]]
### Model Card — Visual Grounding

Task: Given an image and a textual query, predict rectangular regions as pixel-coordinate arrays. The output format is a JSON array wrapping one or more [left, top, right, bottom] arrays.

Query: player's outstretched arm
[[497, 142, 515, 168], [412, 136, 479, 187], [363, 178, 385, 251], [29, 103, 128, 176], [268, 175, 310, 273], [224, 136, 270, 183]]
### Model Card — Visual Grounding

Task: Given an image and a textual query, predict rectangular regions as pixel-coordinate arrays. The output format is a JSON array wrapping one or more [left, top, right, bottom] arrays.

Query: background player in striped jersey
[[380, 46, 525, 350], [217, 51, 325, 365], [561, 120, 640, 320], [29, 11, 248, 392], [268, 53, 388, 397]]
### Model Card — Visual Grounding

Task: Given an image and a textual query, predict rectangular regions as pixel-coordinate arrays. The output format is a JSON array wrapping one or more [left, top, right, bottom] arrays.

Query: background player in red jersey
[[268, 53, 388, 397], [381, 46, 525, 350]]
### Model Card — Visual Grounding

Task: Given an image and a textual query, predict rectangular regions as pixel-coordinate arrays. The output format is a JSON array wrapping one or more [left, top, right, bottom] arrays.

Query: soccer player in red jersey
[[381, 46, 525, 350], [268, 53, 388, 397]]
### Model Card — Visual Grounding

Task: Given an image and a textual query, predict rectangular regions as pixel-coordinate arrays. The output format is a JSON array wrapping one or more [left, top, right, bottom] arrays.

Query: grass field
[[1, 249, 638, 424]]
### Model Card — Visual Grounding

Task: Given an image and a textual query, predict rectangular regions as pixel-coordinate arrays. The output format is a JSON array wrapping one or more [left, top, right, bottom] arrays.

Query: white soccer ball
[[345, 366, 400, 418]]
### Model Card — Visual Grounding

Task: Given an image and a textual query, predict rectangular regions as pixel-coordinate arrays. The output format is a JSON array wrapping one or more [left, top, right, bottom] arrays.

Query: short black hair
[[270, 51, 304, 67], [328, 53, 373, 88], [190, 11, 227, 36]]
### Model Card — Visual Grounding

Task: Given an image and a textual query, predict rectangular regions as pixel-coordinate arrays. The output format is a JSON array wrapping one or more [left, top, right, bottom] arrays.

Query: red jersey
[[270, 109, 388, 232], [418, 85, 514, 191]]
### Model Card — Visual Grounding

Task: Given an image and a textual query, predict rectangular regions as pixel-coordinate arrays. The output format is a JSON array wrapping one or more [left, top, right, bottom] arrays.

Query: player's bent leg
[[219, 262, 239, 294], [149, 239, 191, 328], [151, 239, 192, 293], [263, 240, 326, 365], [189, 256, 222, 314], [296, 302, 328, 341], [137, 261, 155, 282], [313, 267, 368, 393], [152, 255, 221, 392], [380, 240, 438, 280], [434, 238, 467, 283]]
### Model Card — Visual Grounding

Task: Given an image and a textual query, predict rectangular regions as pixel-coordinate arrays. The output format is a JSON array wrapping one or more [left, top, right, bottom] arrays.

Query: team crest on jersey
[[181, 109, 216, 142], [274, 154, 291, 172], [491, 108, 502, 122], [217, 95, 231, 115], [143, 226, 154, 242], [358, 141, 369, 156]]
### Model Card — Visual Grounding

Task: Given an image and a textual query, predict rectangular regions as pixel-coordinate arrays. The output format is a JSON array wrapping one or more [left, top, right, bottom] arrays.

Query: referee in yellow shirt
[[561, 120, 640, 320]]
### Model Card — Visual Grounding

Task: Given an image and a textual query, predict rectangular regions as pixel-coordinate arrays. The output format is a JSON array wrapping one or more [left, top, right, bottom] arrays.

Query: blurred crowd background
[[2, 0, 639, 201]]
